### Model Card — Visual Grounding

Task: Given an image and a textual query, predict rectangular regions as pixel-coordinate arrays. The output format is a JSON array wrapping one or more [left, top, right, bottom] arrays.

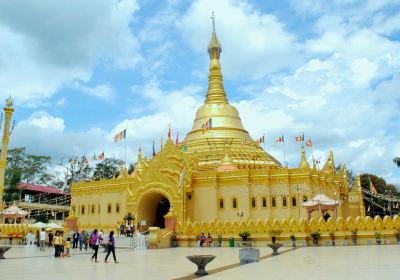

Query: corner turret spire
[[205, 12, 227, 104]]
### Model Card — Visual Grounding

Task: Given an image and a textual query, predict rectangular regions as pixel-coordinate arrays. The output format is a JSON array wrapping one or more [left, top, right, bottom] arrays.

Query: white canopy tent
[[302, 194, 340, 220], [1, 205, 29, 223]]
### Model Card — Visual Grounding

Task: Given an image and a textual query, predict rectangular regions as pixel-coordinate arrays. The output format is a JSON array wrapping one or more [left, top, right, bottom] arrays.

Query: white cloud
[[74, 83, 115, 101], [179, 0, 301, 79], [18, 111, 65, 132], [0, 0, 140, 105]]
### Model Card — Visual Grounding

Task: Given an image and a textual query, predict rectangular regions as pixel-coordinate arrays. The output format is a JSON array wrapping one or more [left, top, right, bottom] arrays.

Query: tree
[[394, 157, 400, 168], [3, 147, 56, 202], [360, 173, 398, 196], [35, 211, 49, 223], [67, 156, 93, 184], [92, 158, 124, 180]]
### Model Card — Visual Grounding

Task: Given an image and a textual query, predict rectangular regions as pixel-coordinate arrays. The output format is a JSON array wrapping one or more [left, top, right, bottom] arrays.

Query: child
[[66, 237, 71, 257]]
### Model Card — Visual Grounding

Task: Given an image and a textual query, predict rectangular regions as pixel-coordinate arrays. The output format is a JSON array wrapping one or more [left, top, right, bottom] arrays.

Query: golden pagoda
[[70, 17, 365, 242]]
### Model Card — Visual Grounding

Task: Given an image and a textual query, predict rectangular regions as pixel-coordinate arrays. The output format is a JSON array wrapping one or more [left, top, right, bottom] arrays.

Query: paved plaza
[[0, 245, 399, 280]]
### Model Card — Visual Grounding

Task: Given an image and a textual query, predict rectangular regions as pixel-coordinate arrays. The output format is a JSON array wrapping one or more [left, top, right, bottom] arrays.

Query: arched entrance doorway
[[137, 192, 171, 229]]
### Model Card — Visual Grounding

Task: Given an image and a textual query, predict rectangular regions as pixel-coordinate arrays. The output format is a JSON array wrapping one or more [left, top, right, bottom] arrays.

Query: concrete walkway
[[0, 245, 398, 280]]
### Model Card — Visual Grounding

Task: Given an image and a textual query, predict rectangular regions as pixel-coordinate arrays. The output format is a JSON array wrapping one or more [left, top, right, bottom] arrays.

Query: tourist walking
[[82, 231, 88, 251], [35, 230, 40, 247], [207, 233, 212, 247], [54, 232, 60, 258], [72, 231, 79, 249], [90, 229, 100, 262], [79, 231, 84, 251], [48, 231, 54, 247], [59, 232, 65, 258], [39, 228, 46, 251], [200, 232, 206, 247], [104, 231, 118, 263]]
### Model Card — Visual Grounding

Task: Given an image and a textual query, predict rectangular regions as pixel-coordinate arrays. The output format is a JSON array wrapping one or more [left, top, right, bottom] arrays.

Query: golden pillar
[[0, 97, 14, 203]]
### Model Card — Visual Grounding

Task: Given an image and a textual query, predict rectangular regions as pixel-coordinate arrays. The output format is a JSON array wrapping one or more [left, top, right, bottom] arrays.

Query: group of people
[[89, 229, 118, 263], [24, 227, 118, 263], [198, 232, 213, 247]]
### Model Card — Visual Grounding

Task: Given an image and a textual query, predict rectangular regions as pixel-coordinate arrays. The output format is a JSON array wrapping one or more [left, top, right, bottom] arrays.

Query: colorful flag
[[98, 152, 105, 160], [152, 140, 156, 157], [114, 129, 127, 143], [181, 143, 187, 152], [201, 118, 212, 131], [295, 133, 304, 143], [275, 134, 284, 143], [175, 132, 179, 145], [369, 177, 378, 195], [306, 138, 312, 148]]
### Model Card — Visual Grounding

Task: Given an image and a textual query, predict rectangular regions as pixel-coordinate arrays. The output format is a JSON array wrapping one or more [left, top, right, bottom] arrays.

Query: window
[[272, 196, 276, 208], [81, 205, 85, 215], [91, 204, 95, 214], [292, 196, 297, 207], [251, 197, 256, 209], [107, 204, 112, 213], [116, 203, 120, 213], [219, 198, 224, 209], [262, 197, 267, 208], [282, 196, 287, 207], [232, 198, 238, 209], [303, 195, 308, 202]]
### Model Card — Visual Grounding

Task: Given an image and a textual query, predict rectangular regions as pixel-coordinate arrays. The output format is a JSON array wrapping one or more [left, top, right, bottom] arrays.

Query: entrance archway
[[137, 192, 171, 229]]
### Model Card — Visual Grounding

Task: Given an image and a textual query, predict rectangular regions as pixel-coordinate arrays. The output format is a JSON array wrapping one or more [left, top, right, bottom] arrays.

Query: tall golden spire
[[205, 12, 228, 104], [299, 145, 310, 169]]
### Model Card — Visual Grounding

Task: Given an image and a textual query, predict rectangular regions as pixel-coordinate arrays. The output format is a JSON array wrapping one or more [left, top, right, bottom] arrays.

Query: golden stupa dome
[[182, 17, 281, 170]]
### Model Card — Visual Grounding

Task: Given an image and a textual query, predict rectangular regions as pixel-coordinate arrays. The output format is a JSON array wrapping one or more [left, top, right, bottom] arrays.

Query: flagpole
[[283, 133, 286, 166], [124, 135, 127, 166]]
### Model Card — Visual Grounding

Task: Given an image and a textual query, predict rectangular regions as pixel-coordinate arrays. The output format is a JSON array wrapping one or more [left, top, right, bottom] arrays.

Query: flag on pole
[[369, 177, 378, 195], [275, 134, 284, 143], [306, 138, 312, 148], [175, 132, 179, 145], [295, 133, 304, 143], [114, 129, 127, 143], [98, 152, 105, 160], [256, 135, 264, 144], [201, 118, 212, 131], [152, 140, 156, 157], [181, 143, 187, 152]]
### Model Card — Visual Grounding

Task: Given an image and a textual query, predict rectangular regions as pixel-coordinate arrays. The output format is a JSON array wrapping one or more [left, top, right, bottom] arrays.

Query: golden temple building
[[70, 22, 365, 239]]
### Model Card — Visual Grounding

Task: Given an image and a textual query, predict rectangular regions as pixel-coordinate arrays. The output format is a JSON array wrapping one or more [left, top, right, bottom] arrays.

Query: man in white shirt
[[40, 228, 46, 251]]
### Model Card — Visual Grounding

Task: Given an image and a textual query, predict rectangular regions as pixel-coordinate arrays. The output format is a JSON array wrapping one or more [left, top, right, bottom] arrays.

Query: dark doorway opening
[[155, 198, 170, 228]]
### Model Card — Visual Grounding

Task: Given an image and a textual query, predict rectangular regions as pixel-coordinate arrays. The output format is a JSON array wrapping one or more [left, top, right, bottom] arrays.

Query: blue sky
[[0, 0, 399, 185]]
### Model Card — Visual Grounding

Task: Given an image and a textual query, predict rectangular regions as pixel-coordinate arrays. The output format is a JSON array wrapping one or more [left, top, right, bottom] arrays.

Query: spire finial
[[211, 11, 215, 31]]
